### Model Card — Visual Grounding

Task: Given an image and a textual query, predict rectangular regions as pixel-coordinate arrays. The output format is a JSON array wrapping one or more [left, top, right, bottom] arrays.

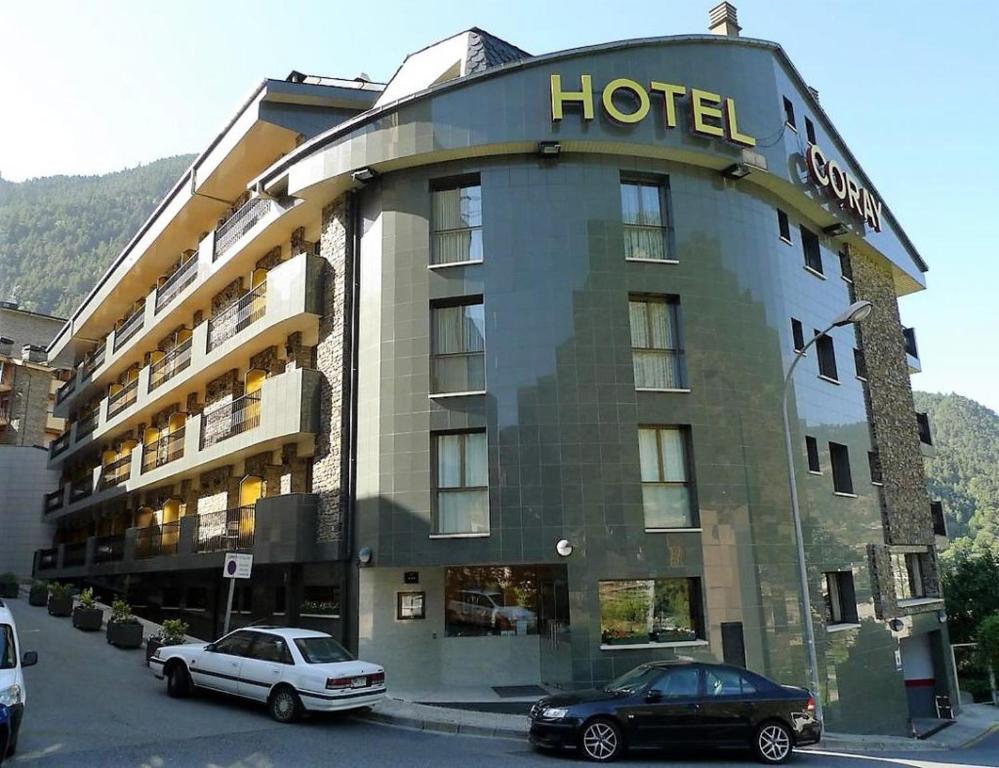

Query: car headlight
[[0, 684, 22, 707], [541, 707, 568, 719]]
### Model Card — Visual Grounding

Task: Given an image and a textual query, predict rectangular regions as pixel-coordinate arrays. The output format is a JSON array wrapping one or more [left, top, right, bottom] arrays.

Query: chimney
[[21, 344, 47, 364], [0, 337, 12, 357], [708, 2, 741, 37]]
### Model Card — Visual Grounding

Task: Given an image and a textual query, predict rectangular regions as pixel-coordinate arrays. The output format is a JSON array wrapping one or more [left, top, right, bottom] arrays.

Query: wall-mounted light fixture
[[721, 163, 751, 180], [556, 539, 573, 557], [352, 167, 378, 184], [358, 547, 373, 565], [538, 140, 562, 158], [823, 222, 849, 237], [937, 609, 948, 624], [888, 618, 905, 632]]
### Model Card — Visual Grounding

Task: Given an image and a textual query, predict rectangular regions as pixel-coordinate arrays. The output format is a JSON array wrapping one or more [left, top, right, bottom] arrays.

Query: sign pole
[[223, 577, 236, 636], [221, 552, 252, 637]]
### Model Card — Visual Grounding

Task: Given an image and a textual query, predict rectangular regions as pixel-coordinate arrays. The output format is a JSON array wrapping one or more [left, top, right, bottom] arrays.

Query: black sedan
[[529, 661, 821, 763]]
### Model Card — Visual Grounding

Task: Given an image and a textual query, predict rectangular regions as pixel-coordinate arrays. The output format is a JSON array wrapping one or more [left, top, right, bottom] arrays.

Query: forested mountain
[[0, 155, 195, 317], [914, 391, 999, 558]]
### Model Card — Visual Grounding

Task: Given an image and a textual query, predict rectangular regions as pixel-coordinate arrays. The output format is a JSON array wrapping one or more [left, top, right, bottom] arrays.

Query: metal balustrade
[[100, 453, 132, 489], [80, 343, 106, 380], [214, 197, 271, 260], [148, 338, 192, 392], [94, 535, 124, 563], [195, 506, 255, 553], [55, 377, 76, 404], [69, 475, 94, 502], [50, 430, 71, 458], [76, 409, 98, 438], [141, 427, 185, 473], [155, 258, 199, 313], [135, 521, 181, 559], [43, 488, 65, 513], [113, 308, 145, 353], [200, 393, 261, 449], [107, 378, 139, 418], [207, 283, 267, 351]]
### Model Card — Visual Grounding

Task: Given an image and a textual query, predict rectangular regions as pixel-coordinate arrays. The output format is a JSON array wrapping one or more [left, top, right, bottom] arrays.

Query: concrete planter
[[48, 594, 73, 617], [28, 585, 48, 606], [106, 621, 143, 649], [72, 606, 104, 631], [0, 583, 18, 599]]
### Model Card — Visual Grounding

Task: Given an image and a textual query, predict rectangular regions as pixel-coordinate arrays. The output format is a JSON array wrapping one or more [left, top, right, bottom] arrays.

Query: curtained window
[[431, 301, 485, 394], [638, 426, 695, 528], [621, 179, 669, 261], [434, 431, 489, 534], [431, 181, 482, 265], [629, 296, 686, 389]]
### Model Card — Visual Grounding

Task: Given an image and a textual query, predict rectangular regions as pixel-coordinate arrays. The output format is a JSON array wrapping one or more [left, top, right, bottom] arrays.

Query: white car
[[151, 626, 385, 722], [448, 589, 537, 632], [0, 600, 39, 757]]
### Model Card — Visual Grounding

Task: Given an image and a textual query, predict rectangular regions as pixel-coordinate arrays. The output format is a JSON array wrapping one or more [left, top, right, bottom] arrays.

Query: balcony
[[141, 428, 185, 473], [916, 411, 935, 457], [76, 408, 98, 438], [149, 338, 192, 392], [214, 197, 273, 261], [208, 283, 267, 352], [36, 548, 58, 572], [113, 308, 145, 353], [43, 488, 65, 514], [55, 376, 76, 404], [94, 535, 125, 564], [107, 378, 139, 419], [903, 327, 921, 374], [195, 506, 255, 553], [81, 343, 107, 381], [155, 257, 199, 314], [135, 521, 181, 559], [200, 393, 261, 450], [50, 430, 71, 458], [63, 542, 87, 568], [100, 453, 133, 489]]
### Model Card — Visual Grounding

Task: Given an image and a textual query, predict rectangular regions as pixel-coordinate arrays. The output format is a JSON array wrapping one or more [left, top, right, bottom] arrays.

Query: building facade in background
[[36, 5, 950, 734]]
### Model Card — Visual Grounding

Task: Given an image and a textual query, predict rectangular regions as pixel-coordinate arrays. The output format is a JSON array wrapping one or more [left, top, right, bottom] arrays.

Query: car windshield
[[294, 636, 354, 664], [0, 625, 16, 670], [604, 664, 661, 692]]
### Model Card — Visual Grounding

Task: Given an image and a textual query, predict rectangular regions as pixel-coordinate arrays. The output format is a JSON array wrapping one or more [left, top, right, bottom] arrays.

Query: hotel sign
[[806, 144, 883, 232]]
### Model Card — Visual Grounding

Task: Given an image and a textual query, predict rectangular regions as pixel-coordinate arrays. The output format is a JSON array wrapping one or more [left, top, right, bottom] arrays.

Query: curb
[[958, 723, 999, 750], [360, 702, 528, 741]]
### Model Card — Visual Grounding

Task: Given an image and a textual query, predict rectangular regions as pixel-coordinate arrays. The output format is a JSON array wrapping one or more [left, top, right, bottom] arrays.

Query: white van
[[0, 599, 38, 757]]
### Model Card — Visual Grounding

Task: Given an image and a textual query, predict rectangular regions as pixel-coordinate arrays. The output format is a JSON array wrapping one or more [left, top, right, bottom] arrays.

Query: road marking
[[799, 748, 983, 768]]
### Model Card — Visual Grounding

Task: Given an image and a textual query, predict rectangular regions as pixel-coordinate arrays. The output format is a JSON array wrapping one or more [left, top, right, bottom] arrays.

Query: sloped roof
[[465, 27, 531, 75]]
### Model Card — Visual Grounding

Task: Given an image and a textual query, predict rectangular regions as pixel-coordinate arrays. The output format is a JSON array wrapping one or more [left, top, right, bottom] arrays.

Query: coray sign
[[806, 144, 883, 232]]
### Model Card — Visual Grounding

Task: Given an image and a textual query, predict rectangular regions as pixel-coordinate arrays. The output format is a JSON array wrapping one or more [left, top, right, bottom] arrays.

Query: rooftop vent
[[21, 344, 46, 363], [708, 2, 741, 37], [286, 70, 307, 84]]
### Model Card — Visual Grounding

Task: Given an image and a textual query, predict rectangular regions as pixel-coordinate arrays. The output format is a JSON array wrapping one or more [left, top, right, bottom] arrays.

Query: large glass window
[[431, 300, 485, 394], [431, 179, 482, 265], [638, 426, 695, 528], [434, 431, 488, 534], [621, 178, 669, 261], [445, 566, 539, 637], [599, 578, 704, 646], [629, 296, 686, 389]]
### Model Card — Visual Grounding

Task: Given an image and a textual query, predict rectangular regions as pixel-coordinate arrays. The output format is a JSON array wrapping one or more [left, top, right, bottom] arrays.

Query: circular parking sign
[[226, 560, 237, 576]]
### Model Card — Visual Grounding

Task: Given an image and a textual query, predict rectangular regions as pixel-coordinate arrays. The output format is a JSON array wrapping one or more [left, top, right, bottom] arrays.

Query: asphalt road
[[6, 597, 998, 768]]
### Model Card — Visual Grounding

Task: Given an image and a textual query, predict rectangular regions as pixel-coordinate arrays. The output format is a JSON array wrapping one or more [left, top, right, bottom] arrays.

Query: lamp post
[[780, 299, 873, 726]]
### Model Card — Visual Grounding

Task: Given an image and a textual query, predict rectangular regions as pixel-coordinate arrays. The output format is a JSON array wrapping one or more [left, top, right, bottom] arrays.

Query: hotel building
[[36, 5, 950, 734]]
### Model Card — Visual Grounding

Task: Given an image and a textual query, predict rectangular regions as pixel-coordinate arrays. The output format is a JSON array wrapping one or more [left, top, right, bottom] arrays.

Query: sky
[[1, 0, 997, 411]]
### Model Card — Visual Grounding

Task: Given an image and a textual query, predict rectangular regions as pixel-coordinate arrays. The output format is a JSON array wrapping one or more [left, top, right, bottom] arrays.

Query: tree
[[976, 613, 999, 705], [941, 550, 999, 644]]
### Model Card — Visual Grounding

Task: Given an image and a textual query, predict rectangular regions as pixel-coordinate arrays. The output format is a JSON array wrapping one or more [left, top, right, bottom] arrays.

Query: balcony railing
[[931, 501, 947, 537], [80, 343, 106, 380], [135, 521, 181, 559], [107, 378, 139, 419], [113, 308, 145, 353], [149, 338, 192, 392], [94, 535, 125, 564], [50, 430, 71, 458], [200, 392, 261, 449], [141, 427, 185, 473], [195, 506, 255, 553], [55, 377, 76, 404], [215, 197, 271, 260], [63, 541, 87, 567], [37, 548, 58, 571], [76, 408, 98, 438], [916, 412, 933, 446], [44, 488, 65, 513], [100, 453, 132, 489], [69, 475, 94, 502], [207, 283, 267, 352], [155, 257, 199, 313]]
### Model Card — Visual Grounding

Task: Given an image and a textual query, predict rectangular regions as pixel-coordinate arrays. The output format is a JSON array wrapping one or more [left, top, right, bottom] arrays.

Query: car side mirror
[[645, 689, 662, 703], [21, 651, 37, 667], [204, 644, 216, 653]]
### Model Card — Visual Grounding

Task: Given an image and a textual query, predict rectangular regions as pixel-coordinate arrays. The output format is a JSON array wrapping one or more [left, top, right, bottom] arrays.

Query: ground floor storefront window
[[445, 565, 540, 637], [599, 577, 704, 646]]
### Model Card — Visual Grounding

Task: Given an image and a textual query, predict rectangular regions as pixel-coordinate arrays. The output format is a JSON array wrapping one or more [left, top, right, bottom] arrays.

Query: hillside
[[0, 155, 195, 317], [914, 391, 999, 557]]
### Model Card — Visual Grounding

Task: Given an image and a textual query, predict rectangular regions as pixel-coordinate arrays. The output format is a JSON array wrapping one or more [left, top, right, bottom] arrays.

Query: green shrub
[[110, 598, 138, 624], [977, 612, 999, 670], [0, 572, 17, 586], [48, 582, 74, 599], [159, 619, 188, 645], [78, 587, 97, 609]]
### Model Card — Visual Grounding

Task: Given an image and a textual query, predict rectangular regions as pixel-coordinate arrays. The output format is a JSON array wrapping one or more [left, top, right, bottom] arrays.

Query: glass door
[[538, 564, 572, 690]]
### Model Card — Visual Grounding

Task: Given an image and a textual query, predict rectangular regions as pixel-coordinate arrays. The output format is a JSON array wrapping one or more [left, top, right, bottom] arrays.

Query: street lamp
[[780, 299, 872, 725]]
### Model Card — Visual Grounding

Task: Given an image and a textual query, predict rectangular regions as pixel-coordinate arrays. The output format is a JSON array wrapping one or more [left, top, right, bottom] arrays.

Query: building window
[[302, 585, 341, 617], [431, 177, 482, 265], [930, 501, 947, 537], [445, 566, 539, 636], [829, 442, 853, 494], [823, 571, 858, 625], [806, 436, 821, 473], [599, 578, 704, 646], [629, 296, 686, 389], [839, 249, 853, 282], [892, 550, 934, 601], [805, 116, 817, 145], [816, 334, 838, 381], [431, 299, 485, 394], [433, 431, 488, 535], [854, 348, 867, 381], [783, 97, 796, 129], [801, 227, 823, 274], [791, 318, 805, 353], [776, 209, 792, 243], [638, 427, 696, 529], [868, 450, 883, 485], [621, 177, 670, 261]]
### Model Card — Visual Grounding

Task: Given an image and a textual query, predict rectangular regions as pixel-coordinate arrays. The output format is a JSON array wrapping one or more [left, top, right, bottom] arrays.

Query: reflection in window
[[621, 179, 669, 261], [432, 180, 482, 265], [651, 666, 701, 698], [705, 666, 758, 697], [599, 578, 704, 646], [434, 431, 488, 534], [638, 426, 695, 528], [629, 296, 686, 389], [445, 566, 540, 637], [431, 301, 485, 394], [302, 585, 341, 617]]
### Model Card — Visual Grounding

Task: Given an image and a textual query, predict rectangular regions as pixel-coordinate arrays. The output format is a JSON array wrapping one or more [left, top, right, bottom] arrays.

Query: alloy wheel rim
[[276, 693, 293, 717], [759, 724, 790, 761], [583, 722, 617, 760]]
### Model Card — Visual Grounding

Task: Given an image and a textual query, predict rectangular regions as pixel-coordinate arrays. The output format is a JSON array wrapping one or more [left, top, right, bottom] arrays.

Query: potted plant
[[72, 587, 103, 631], [0, 573, 18, 599], [146, 618, 189, 665], [106, 598, 143, 648], [47, 582, 74, 617], [28, 580, 48, 606]]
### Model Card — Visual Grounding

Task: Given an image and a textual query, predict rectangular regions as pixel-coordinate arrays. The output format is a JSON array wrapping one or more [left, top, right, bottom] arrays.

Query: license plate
[[351, 676, 368, 688]]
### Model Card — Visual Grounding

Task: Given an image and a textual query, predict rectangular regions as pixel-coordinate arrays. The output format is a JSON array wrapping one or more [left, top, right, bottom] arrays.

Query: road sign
[[223, 553, 253, 579]]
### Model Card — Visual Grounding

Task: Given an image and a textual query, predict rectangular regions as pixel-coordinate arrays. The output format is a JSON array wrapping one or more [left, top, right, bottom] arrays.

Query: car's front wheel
[[268, 687, 303, 723], [754, 721, 793, 764], [166, 663, 193, 698], [579, 718, 623, 762]]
